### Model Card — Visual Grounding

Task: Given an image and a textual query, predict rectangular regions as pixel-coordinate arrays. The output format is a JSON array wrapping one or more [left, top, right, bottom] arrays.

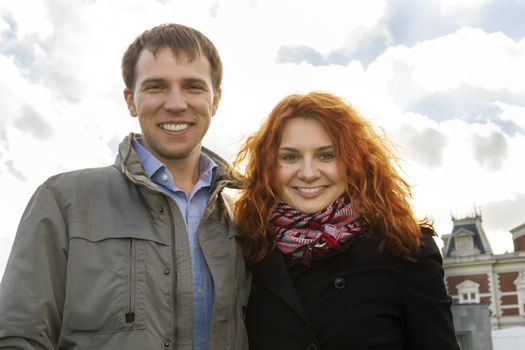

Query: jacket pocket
[[124, 238, 145, 326], [63, 232, 147, 334]]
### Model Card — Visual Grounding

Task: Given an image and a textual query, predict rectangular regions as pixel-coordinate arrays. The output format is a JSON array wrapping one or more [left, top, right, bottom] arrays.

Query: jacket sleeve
[[0, 183, 68, 349], [402, 231, 460, 350]]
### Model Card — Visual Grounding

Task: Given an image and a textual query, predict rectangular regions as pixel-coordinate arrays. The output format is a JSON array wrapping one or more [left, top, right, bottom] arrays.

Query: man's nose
[[164, 88, 188, 111]]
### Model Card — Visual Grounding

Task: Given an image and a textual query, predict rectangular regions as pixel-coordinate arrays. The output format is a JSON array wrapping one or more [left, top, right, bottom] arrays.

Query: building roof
[[511, 222, 525, 240], [443, 213, 493, 258]]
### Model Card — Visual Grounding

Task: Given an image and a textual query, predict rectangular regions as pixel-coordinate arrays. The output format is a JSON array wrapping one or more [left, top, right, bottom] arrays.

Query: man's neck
[[165, 151, 201, 197]]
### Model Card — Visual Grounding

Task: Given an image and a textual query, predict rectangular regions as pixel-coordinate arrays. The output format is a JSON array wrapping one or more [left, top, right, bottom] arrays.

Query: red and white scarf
[[270, 195, 363, 267]]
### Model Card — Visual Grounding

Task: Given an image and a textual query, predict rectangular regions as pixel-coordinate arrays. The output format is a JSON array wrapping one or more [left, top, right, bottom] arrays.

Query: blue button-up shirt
[[133, 139, 216, 350]]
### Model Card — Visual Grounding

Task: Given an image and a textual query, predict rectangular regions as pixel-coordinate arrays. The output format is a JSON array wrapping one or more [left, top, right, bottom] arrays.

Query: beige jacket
[[0, 134, 249, 350]]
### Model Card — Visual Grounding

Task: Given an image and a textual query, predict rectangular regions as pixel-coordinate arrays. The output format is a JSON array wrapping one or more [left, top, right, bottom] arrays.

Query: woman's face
[[276, 117, 346, 214]]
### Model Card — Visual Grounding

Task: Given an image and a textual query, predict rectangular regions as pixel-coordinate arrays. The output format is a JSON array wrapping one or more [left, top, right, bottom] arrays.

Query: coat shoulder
[[416, 227, 442, 263], [44, 165, 121, 190]]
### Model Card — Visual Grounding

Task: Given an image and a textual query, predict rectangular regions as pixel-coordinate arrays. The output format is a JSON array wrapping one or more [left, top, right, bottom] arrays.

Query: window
[[453, 230, 480, 257], [457, 280, 480, 304], [456, 333, 473, 350], [515, 272, 525, 316], [460, 292, 478, 303]]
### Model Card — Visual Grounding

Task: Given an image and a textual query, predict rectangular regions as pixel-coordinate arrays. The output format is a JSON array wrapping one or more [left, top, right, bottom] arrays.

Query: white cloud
[[440, 0, 491, 15], [497, 102, 525, 130], [0, 0, 54, 40], [403, 118, 524, 247], [238, 0, 387, 54], [384, 28, 525, 93], [0, 16, 8, 33]]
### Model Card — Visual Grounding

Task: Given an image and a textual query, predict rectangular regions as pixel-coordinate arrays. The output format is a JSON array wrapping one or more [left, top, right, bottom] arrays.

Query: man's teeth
[[297, 187, 324, 193], [161, 123, 190, 131]]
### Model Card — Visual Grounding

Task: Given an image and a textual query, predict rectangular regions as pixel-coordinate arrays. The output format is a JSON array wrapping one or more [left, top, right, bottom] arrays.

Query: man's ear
[[124, 88, 137, 117], [211, 87, 222, 116]]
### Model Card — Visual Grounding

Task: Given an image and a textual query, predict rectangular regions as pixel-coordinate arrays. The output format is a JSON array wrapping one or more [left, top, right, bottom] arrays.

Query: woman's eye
[[319, 153, 335, 161], [280, 154, 297, 161]]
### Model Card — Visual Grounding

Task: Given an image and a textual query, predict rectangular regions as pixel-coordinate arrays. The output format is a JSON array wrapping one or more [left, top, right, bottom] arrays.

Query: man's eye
[[146, 84, 163, 91], [186, 83, 205, 91]]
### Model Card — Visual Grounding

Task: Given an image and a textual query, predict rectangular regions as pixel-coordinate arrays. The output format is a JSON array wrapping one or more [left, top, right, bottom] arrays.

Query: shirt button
[[161, 174, 168, 182], [334, 277, 346, 289], [163, 268, 170, 275], [307, 342, 318, 350], [163, 339, 171, 347]]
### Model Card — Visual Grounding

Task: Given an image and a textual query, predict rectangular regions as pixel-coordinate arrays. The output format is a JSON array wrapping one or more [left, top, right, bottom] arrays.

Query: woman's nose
[[298, 159, 320, 181]]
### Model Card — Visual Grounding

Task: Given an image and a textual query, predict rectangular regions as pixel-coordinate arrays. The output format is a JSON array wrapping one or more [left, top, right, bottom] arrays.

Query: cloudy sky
[[1, 0, 524, 276]]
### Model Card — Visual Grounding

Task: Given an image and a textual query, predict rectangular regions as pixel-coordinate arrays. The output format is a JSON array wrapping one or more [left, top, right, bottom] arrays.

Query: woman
[[233, 92, 459, 349]]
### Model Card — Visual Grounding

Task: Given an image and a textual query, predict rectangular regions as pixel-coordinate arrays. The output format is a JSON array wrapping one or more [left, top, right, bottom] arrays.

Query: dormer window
[[457, 280, 480, 304], [453, 230, 480, 257]]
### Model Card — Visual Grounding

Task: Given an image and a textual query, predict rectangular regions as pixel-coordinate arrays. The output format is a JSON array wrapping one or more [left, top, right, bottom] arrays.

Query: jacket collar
[[114, 133, 242, 219], [115, 133, 241, 186], [252, 249, 312, 328], [252, 237, 360, 330]]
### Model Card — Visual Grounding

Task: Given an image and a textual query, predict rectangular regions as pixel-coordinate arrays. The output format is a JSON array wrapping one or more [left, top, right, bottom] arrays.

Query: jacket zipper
[[125, 239, 136, 323]]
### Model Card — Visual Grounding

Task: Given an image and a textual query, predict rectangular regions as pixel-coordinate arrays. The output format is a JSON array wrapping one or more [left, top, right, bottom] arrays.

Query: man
[[0, 23, 249, 350]]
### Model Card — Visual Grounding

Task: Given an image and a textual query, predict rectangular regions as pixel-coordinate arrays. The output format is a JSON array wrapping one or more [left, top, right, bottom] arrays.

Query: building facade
[[452, 303, 493, 350], [441, 213, 525, 329]]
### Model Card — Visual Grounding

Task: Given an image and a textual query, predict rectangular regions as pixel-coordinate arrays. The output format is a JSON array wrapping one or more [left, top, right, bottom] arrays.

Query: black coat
[[246, 230, 460, 350]]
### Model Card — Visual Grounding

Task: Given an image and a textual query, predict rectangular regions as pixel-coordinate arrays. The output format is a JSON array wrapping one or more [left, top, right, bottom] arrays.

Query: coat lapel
[[252, 250, 312, 328]]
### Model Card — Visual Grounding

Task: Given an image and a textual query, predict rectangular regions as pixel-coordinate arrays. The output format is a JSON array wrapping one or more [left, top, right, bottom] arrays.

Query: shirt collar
[[132, 138, 217, 189]]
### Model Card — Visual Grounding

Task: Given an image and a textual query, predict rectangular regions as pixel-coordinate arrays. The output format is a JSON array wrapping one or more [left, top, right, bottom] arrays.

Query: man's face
[[124, 47, 221, 166]]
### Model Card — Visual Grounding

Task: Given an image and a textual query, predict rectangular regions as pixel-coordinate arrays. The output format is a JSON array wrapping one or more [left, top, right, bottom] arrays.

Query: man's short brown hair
[[121, 23, 223, 92]]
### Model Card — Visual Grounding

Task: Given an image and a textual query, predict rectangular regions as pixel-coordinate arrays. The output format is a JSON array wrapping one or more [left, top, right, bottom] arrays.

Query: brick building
[[441, 213, 525, 329]]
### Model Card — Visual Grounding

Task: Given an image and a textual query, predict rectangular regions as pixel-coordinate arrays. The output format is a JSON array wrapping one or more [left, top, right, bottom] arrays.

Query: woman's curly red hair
[[232, 91, 432, 265]]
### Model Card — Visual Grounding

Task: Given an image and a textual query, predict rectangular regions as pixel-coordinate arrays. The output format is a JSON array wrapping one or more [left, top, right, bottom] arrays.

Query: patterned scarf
[[270, 195, 363, 267]]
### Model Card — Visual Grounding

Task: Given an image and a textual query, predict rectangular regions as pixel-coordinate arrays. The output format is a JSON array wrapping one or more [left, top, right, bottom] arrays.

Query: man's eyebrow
[[184, 78, 207, 84], [139, 78, 165, 86]]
